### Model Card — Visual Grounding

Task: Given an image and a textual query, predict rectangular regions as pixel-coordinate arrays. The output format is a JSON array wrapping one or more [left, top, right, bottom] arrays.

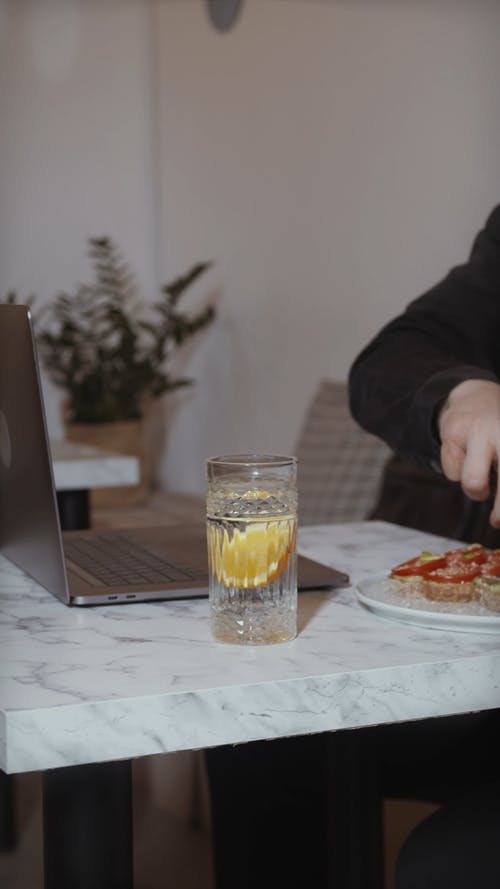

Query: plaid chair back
[[295, 379, 392, 525]]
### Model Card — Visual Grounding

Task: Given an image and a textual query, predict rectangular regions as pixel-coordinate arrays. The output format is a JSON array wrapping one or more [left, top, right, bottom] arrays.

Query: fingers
[[441, 435, 500, 526], [436, 381, 500, 528], [440, 440, 465, 483], [490, 494, 500, 528], [461, 434, 496, 501], [489, 464, 500, 527]]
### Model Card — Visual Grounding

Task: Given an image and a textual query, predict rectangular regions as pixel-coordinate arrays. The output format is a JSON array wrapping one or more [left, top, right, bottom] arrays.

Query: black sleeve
[[348, 204, 500, 470]]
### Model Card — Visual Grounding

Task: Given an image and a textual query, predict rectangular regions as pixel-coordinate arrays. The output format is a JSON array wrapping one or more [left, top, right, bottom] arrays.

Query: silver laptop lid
[[0, 304, 70, 603]]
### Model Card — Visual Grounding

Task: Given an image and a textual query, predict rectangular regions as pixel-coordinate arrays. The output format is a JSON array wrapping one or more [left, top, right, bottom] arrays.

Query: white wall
[[0, 0, 157, 432], [1, 0, 500, 495], [157, 0, 500, 493]]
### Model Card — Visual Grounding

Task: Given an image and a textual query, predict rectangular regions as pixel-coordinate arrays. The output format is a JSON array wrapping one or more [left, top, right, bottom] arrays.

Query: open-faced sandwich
[[472, 549, 500, 612], [388, 550, 448, 598], [390, 543, 500, 608]]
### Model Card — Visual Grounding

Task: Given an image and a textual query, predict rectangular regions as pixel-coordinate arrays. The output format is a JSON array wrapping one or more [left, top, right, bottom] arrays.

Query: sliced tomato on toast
[[424, 563, 482, 585], [480, 549, 500, 577], [390, 552, 446, 577], [444, 543, 487, 566]]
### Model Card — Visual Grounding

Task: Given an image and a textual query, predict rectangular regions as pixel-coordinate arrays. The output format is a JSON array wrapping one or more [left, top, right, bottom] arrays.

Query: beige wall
[[1, 0, 499, 494]]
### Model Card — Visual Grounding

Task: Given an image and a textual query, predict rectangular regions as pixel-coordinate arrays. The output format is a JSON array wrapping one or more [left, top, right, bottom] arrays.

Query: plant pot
[[65, 416, 152, 508]]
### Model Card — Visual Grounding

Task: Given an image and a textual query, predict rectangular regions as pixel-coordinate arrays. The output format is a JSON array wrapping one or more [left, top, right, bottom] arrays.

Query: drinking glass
[[206, 454, 298, 644]]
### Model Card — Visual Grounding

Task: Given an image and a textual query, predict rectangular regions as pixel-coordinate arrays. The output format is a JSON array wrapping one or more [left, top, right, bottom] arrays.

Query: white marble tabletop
[[50, 439, 139, 491], [1, 521, 499, 775]]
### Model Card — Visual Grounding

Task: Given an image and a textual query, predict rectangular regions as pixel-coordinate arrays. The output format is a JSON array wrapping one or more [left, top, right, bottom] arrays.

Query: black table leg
[[56, 489, 90, 532], [0, 770, 16, 851], [327, 728, 384, 889], [42, 759, 133, 889]]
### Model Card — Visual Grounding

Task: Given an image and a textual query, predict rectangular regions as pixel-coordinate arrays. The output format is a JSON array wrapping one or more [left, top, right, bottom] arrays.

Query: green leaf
[[5, 239, 216, 423]]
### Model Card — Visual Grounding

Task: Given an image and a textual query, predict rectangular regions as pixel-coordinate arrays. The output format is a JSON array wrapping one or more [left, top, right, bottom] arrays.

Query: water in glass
[[207, 479, 297, 644]]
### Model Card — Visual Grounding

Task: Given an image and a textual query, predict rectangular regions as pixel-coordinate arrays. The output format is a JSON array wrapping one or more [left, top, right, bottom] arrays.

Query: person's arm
[[348, 205, 500, 473]]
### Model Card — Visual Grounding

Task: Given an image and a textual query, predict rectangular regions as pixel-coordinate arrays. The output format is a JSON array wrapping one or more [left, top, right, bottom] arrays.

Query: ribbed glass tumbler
[[206, 454, 298, 644]]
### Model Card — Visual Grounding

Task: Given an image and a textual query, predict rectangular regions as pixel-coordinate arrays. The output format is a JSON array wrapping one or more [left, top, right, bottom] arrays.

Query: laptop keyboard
[[63, 533, 207, 587]]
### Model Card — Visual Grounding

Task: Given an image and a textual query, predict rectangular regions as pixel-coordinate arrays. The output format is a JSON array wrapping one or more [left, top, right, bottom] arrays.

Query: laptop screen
[[0, 304, 70, 602]]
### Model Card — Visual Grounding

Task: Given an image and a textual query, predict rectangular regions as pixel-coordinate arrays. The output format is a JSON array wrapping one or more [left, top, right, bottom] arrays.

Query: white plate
[[355, 573, 500, 634]]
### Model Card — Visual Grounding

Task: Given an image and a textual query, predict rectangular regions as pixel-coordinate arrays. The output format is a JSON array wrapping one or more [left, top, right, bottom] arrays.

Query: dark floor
[[0, 761, 214, 889], [0, 759, 436, 889]]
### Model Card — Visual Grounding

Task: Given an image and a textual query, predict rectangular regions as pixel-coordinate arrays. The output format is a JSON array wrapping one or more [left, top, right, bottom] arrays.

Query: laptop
[[0, 304, 349, 605]]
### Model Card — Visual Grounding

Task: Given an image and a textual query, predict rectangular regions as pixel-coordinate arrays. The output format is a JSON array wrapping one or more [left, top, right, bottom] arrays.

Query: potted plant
[[5, 237, 216, 505]]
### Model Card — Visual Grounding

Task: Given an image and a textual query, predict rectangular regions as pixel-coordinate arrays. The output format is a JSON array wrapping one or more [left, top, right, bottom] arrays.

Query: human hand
[[438, 379, 500, 526]]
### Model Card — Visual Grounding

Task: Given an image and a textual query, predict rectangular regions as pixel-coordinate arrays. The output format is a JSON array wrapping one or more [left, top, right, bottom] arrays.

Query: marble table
[[1, 520, 500, 887], [0, 439, 139, 862], [50, 439, 139, 530]]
